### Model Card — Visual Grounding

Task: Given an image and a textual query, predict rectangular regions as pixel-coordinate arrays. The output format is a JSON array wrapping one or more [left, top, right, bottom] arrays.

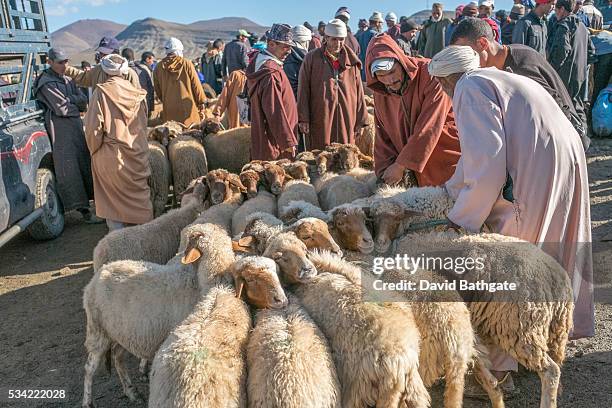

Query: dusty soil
[[1, 140, 611, 408]]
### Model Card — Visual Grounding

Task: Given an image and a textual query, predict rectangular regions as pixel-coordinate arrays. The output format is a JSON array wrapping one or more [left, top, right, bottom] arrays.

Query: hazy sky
[[46, 0, 517, 31]]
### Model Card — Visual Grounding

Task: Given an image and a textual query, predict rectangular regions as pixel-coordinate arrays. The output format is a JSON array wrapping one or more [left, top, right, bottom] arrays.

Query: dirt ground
[[1, 140, 611, 408]]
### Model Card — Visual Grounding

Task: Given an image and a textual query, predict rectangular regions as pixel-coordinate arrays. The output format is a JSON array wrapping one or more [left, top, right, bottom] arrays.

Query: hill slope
[[53, 17, 268, 63], [51, 19, 127, 55]]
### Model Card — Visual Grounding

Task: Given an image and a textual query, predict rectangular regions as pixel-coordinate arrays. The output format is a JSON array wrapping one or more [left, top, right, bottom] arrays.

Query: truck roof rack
[[0, 0, 50, 124]]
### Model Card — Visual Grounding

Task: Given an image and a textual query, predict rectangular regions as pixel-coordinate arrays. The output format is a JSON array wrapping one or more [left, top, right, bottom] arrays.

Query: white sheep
[[291, 251, 430, 408], [203, 127, 251, 174], [246, 293, 341, 408], [372, 226, 573, 408], [277, 180, 320, 221], [231, 190, 277, 237], [168, 134, 209, 197], [147, 140, 172, 218], [82, 223, 286, 407], [148, 284, 252, 408], [92, 181, 208, 272], [314, 172, 372, 211]]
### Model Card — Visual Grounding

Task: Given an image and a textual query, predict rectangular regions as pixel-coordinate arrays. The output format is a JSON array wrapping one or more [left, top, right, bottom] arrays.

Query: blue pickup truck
[[0, 0, 64, 248]]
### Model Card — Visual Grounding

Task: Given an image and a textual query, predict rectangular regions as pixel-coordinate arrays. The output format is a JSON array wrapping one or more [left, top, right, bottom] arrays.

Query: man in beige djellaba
[[84, 54, 153, 232]]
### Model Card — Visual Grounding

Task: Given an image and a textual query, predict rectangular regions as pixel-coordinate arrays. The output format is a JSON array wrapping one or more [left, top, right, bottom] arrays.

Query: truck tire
[[27, 168, 65, 240]]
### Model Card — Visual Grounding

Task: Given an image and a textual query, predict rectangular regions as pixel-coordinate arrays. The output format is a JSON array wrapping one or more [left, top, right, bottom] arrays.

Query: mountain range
[[50, 11, 454, 63], [51, 17, 268, 62]]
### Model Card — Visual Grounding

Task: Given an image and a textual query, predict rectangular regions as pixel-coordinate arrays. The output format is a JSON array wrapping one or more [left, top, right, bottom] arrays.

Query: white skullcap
[[370, 58, 395, 76], [164, 37, 184, 57], [100, 54, 129, 76], [325, 19, 347, 38], [291, 25, 312, 43], [369, 11, 384, 22], [428, 45, 480, 78], [386, 12, 398, 22], [479, 0, 494, 7]]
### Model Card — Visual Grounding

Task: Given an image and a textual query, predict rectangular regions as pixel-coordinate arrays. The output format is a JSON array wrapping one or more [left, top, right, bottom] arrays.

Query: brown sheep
[[262, 162, 288, 195], [355, 113, 375, 157], [205, 169, 246, 205], [239, 169, 261, 199], [328, 204, 375, 254], [281, 160, 310, 183]]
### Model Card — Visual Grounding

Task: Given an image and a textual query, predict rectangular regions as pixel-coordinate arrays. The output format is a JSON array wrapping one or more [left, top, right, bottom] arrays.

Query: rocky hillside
[[50, 19, 127, 56], [52, 17, 268, 63]]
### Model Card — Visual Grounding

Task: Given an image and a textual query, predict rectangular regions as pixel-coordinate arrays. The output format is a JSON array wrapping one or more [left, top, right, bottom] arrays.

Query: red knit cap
[[535, 0, 552, 4], [482, 17, 500, 42]]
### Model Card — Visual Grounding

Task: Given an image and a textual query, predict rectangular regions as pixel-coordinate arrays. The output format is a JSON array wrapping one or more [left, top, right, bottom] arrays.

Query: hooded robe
[[366, 33, 461, 186], [297, 46, 368, 150], [213, 69, 247, 129], [34, 69, 94, 211], [153, 55, 207, 127], [84, 76, 153, 225], [246, 51, 298, 161]]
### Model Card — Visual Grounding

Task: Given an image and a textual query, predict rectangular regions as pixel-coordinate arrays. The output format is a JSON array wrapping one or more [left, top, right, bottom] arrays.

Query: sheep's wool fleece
[[445, 68, 593, 338], [84, 76, 153, 224]]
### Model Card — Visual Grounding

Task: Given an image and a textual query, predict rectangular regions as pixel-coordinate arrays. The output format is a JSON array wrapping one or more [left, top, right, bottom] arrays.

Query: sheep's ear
[[284, 173, 294, 182], [181, 247, 202, 264], [232, 236, 255, 253], [229, 175, 247, 193]]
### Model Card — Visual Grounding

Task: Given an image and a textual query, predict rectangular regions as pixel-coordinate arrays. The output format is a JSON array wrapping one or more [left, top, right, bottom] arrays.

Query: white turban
[[386, 12, 398, 23], [164, 37, 184, 57], [325, 19, 347, 38], [291, 25, 312, 43], [100, 54, 129, 76], [428, 45, 480, 78]]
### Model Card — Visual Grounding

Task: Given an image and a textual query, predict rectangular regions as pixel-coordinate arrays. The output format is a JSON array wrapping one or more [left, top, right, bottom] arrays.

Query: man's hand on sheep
[[382, 162, 407, 186], [298, 122, 310, 134]]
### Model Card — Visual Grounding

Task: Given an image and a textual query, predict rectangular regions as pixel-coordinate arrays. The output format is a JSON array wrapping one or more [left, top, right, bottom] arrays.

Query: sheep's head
[[263, 163, 287, 195], [180, 176, 210, 208], [367, 199, 423, 253], [201, 117, 223, 135], [282, 161, 310, 183], [239, 170, 261, 199], [328, 205, 374, 254], [231, 256, 288, 309], [316, 151, 332, 175], [287, 218, 342, 257], [206, 170, 246, 204], [150, 121, 186, 146], [263, 232, 317, 284]]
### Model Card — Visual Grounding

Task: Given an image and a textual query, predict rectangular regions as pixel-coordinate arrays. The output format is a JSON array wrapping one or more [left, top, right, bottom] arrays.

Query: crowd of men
[[33, 1, 608, 398]]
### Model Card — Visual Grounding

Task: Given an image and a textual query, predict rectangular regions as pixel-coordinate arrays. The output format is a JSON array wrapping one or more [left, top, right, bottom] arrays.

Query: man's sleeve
[[221, 50, 228, 76], [511, 19, 528, 45], [394, 76, 453, 173], [241, 44, 249, 70], [83, 90, 105, 155], [153, 67, 162, 102], [64, 65, 94, 88], [446, 82, 507, 232], [374, 113, 398, 178], [354, 68, 369, 130], [417, 26, 427, 54], [188, 62, 207, 106], [261, 74, 297, 150], [296, 55, 311, 124], [548, 24, 571, 69], [39, 82, 80, 117]]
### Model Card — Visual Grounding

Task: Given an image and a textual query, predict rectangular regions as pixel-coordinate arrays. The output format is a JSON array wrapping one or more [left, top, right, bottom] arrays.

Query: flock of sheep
[[81, 114, 574, 408]]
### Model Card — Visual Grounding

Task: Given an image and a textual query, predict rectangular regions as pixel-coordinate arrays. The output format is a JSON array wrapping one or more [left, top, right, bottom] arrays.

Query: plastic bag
[[592, 86, 612, 138]]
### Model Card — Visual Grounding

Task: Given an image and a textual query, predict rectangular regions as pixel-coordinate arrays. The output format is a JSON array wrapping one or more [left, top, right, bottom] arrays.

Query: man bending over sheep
[[84, 55, 153, 231], [428, 45, 594, 393], [365, 33, 461, 187]]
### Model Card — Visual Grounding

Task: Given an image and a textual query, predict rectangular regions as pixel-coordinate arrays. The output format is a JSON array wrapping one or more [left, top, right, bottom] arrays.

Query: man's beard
[[431, 15, 442, 22]]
